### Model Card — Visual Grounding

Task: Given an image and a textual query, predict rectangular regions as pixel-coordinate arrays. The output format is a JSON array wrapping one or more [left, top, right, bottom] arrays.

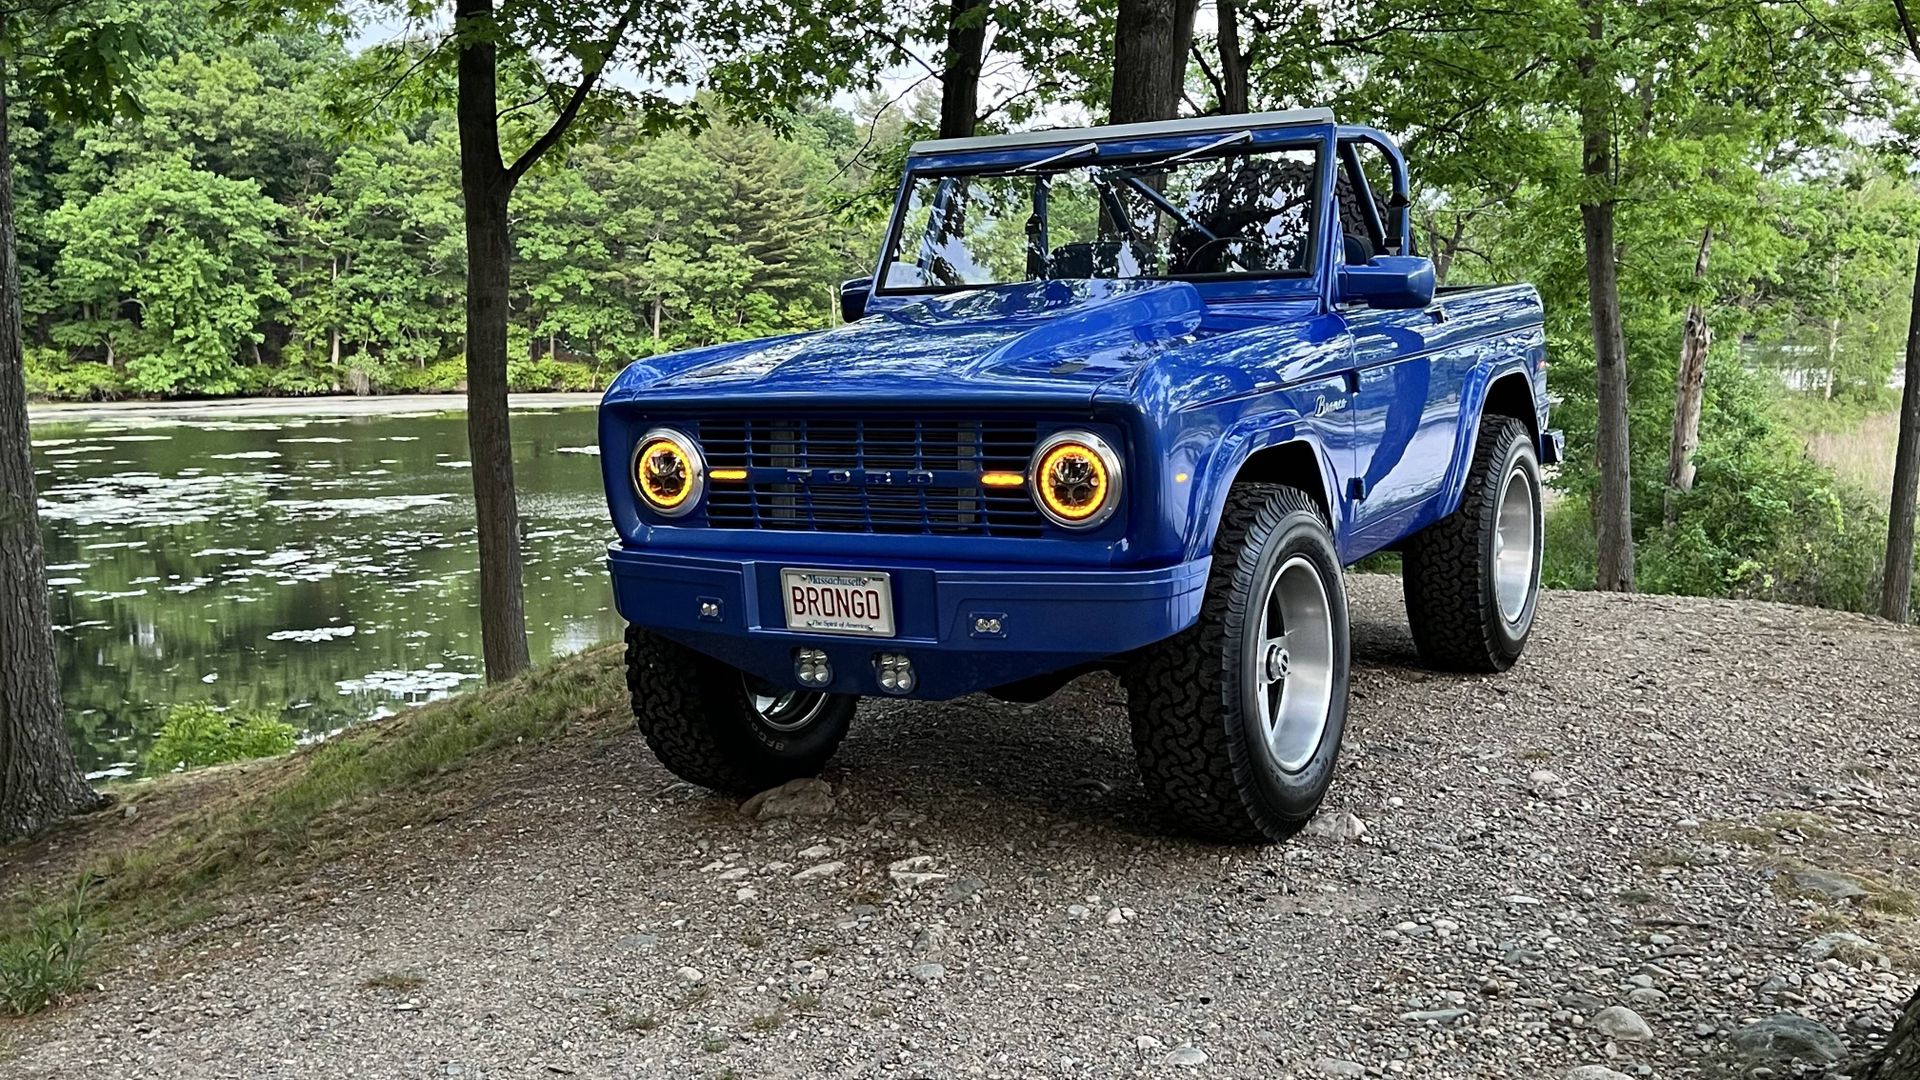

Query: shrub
[[506, 357, 602, 392], [22, 348, 126, 401], [374, 358, 467, 393], [144, 703, 298, 775], [0, 885, 96, 1016]]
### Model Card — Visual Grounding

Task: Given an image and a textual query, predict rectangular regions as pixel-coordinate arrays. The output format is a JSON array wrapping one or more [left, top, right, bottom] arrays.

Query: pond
[[30, 401, 624, 779]]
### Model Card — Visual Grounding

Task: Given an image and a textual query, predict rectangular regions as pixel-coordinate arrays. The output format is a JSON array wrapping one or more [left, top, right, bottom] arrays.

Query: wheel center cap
[[1264, 642, 1290, 682]]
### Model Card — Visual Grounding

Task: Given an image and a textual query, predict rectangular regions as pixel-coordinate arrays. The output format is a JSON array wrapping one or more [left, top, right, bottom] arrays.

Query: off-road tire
[[1124, 484, 1351, 843], [1401, 415, 1542, 672], [625, 626, 855, 793]]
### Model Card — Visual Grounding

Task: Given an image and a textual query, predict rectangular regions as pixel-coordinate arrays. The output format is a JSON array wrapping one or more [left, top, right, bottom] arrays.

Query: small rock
[[1067, 904, 1091, 921], [792, 860, 845, 881], [1402, 1008, 1471, 1024], [616, 933, 659, 951], [1106, 907, 1125, 926], [735, 886, 758, 902], [909, 962, 946, 983], [1789, 868, 1869, 902], [1559, 992, 1608, 1012], [1314, 1058, 1366, 1078], [888, 855, 948, 889], [1502, 894, 1543, 905], [1134, 1035, 1164, 1051], [1729, 1014, 1846, 1064], [795, 843, 834, 860], [1565, 1068, 1633, 1080], [1529, 768, 1570, 799], [1303, 811, 1368, 842], [741, 778, 835, 820], [1590, 1005, 1653, 1041], [676, 966, 704, 984], [1626, 987, 1667, 1008], [941, 876, 985, 904], [1163, 1046, 1208, 1067], [1803, 931, 1882, 963]]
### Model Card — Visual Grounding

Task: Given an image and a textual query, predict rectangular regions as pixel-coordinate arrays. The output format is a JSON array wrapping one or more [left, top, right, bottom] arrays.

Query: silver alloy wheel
[[1493, 461, 1540, 625], [745, 678, 830, 732], [1254, 555, 1336, 774]]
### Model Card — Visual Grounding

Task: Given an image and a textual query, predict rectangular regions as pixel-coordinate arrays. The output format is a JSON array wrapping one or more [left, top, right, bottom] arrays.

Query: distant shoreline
[[28, 391, 603, 425]]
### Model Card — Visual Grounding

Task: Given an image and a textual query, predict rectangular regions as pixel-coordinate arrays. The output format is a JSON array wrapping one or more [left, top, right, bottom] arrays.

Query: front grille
[[692, 417, 1047, 537]]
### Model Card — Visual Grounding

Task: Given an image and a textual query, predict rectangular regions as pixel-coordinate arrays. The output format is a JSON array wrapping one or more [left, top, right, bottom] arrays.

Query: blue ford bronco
[[598, 108, 1558, 842]]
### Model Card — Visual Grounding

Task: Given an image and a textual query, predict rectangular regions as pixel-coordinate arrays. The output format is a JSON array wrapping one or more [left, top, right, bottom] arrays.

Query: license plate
[[780, 568, 896, 637]]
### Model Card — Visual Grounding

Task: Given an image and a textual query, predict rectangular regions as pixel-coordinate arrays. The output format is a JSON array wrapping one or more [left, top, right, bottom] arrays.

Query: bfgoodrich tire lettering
[[1125, 484, 1352, 843], [1401, 415, 1543, 672], [625, 627, 855, 793]]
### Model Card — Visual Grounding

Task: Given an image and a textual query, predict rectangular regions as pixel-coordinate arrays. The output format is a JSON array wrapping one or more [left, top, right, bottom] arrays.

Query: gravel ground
[[9, 577, 1920, 1080]]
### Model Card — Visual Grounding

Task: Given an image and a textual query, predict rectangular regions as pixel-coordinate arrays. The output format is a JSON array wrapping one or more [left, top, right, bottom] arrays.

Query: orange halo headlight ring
[[632, 428, 705, 517], [1030, 430, 1122, 529]]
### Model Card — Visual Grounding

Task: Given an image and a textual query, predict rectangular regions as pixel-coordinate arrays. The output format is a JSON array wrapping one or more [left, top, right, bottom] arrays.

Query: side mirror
[[839, 277, 873, 323], [1338, 256, 1436, 310]]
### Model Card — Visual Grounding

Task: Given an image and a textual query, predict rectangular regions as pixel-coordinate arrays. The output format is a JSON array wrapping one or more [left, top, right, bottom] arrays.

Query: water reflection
[[32, 406, 622, 776]]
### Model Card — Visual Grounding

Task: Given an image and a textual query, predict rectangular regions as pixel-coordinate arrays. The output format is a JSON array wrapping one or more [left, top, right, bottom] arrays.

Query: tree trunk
[[0, 60, 105, 840], [939, 0, 988, 140], [1110, 0, 1199, 124], [1663, 227, 1713, 524], [1879, 240, 1920, 623], [456, 0, 532, 680], [1216, 0, 1249, 114], [1578, 6, 1635, 592], [1857, 984, 1920, 1079]]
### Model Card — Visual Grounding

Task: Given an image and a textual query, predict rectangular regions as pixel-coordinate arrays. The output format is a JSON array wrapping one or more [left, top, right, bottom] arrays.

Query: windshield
[[880, 143, 1321, 292]]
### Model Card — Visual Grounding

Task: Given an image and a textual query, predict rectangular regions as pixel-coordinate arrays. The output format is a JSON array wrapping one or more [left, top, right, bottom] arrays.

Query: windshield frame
[[872, 134, 1331, 299]]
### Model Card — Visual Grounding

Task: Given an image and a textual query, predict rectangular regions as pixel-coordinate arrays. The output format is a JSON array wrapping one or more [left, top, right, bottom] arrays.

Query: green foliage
[[144, 703, 297, 774], [15, 15, 885, 401], [0, 885, 97, 1016], [1543, 366, 1918, 614]]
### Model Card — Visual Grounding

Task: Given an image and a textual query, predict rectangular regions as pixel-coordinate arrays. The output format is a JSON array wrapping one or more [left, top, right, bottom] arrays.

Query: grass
[[0, 645, 628, 1015], [1805, 408, 1901, 501], [0, 884, 97, 1016], [701, 1036, 728, 1053]]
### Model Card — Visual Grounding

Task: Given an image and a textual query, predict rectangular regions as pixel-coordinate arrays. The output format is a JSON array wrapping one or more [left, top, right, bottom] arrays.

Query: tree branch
[[504, 0, 641, 183], [1895, 0, 1920, 62]]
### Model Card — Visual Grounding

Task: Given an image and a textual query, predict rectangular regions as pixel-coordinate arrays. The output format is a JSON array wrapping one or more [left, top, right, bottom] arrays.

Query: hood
[[625, 278, 1206, 407]]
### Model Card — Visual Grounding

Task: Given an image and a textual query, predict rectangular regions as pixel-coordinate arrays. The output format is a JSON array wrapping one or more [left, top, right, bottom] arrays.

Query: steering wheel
[[1179, 234, 1254, 275]]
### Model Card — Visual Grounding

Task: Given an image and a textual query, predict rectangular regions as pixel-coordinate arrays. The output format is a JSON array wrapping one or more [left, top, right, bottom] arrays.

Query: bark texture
[[1578, 5, 1635, 592], [1880, 240, 1920, 623], [1110, 0, 1199, 124], [455, 0, 532, 680], [1664, 227, 1713, 524], [939, 0, 988, 140], [1857, 984, 1920, 1079], [1215, 0, 1249, 114], [0, 59, 105, 840]]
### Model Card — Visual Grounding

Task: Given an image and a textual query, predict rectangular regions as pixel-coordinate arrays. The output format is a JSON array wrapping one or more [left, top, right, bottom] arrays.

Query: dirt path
[[8, 578, 1919, 1079]]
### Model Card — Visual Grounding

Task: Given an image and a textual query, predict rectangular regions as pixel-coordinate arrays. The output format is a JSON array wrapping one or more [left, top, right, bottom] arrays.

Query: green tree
[[48, 156, 285, 393]]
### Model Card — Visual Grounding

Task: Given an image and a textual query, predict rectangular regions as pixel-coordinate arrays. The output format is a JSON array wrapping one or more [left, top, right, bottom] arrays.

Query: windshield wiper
[[1010, 141, 1101, 174], [1122, 130, 1254, 175]]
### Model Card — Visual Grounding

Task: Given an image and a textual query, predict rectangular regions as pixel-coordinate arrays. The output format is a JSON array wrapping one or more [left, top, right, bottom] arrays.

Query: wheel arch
[[1437, 364, 1541, 520], [1185, 432, 1339, 563]]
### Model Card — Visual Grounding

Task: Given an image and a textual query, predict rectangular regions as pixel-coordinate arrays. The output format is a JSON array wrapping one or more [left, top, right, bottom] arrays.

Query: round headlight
[[632, 428, 704, 517], [1030, 430, 1121, 529]]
